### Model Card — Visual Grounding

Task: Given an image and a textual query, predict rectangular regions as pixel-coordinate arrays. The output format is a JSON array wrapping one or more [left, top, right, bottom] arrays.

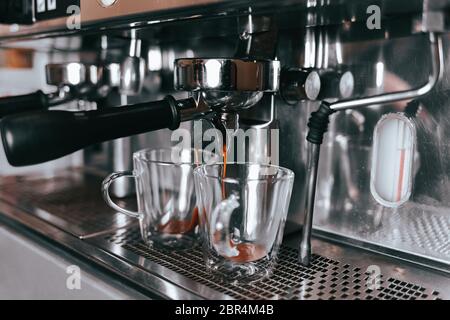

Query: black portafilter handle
[[0, 95, 181, 167], [0, 90, 48, 119]]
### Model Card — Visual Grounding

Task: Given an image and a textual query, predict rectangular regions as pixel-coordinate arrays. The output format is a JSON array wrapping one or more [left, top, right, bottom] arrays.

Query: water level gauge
[[370, 113, 417, 208]]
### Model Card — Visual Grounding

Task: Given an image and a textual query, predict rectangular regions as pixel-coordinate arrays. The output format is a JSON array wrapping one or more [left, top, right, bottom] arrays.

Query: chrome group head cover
[[46, 62, 104, 87], [45, 62, 122, 99], [174, 58, 280, 111]]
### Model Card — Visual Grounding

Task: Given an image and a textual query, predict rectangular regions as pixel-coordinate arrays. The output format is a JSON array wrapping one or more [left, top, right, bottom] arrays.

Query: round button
[[339, 71, 355, 99], [305, 71, 321, 100], [98, 0, 118, 7]]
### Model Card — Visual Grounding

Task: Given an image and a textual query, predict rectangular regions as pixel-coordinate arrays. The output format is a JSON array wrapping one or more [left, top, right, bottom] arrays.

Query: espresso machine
[[0, 0, 448, 300]]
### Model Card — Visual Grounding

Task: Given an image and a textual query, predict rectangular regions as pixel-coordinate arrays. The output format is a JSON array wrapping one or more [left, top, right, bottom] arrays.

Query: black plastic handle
[[0, 90, 48, 119], [1, 96, 180, 167]]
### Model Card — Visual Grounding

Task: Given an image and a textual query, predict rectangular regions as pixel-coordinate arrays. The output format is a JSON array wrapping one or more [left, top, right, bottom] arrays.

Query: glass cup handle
[[101, 171, 143, 219], [210, 193, 240, 258]]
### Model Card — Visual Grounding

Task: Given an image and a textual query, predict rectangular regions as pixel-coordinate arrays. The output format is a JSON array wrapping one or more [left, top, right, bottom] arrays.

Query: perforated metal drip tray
[[0, 170, 135, 239], [87, 229, 448, 300]]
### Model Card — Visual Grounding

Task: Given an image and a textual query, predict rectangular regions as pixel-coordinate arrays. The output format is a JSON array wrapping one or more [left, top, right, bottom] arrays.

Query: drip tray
[[0, 170, 136, 239], [87, 228, 445, 300]]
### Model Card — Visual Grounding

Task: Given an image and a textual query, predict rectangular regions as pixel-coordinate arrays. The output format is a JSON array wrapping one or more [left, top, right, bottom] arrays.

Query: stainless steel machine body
[[0, 0, 448, 299]]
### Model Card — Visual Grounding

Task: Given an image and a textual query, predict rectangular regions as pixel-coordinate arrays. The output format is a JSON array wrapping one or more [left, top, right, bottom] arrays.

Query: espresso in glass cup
[[194, 163, 294, 283], [102, 148, 218, 250]]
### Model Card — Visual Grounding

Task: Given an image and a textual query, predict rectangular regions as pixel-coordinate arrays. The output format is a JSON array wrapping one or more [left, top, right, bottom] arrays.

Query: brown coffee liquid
[[213, 231, 267, 263], [226, 243, 267, 263], [157, 207, 199, 235]]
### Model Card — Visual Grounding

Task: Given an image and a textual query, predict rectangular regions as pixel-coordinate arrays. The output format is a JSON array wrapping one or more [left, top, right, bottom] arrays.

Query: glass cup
[[102, 148, 218, 250], [193, 163, 295, 283]]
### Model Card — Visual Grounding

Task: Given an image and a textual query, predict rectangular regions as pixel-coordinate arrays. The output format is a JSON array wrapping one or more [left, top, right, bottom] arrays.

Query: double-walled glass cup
[[102, 148, 218, 250], [194, 163, 294, 283]]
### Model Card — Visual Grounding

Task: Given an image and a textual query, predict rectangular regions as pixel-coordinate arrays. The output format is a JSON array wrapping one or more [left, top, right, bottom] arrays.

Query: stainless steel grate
[[105, 229, 443, 300], [0, 172, 135, 238], [370, 205, 450, 259]]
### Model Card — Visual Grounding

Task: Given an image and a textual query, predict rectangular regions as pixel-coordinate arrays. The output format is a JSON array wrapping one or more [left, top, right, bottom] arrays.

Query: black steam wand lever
[[298, 32, 443, 266], [0, 88, 76, 119], [0, 95, 206, 167], [0, 90, 50, 119]]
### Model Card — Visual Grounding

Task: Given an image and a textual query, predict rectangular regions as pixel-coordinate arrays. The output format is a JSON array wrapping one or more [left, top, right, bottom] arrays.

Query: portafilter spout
[[298, 32, 443, 266]]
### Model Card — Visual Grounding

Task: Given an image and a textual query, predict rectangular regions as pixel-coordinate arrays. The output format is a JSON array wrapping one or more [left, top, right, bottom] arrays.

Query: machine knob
[[318, 70, 355, 100], [280, 68, 321, 103]]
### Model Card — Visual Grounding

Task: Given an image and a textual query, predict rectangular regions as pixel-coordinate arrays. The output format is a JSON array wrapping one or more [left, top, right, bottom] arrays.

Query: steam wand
[[298, 32, 443, 266]]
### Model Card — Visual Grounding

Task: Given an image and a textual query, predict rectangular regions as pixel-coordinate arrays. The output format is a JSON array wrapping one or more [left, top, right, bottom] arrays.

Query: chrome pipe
[[330, 32, 443, 111]]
